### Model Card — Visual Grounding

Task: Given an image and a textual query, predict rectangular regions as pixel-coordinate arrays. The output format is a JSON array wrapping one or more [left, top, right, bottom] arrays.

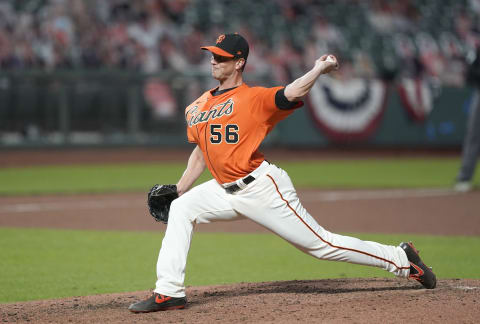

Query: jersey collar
[[208, 83, 247, 98]]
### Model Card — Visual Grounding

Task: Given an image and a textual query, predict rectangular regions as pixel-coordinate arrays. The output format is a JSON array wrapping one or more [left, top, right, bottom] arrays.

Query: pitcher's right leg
[[232, 165, 410, 278]]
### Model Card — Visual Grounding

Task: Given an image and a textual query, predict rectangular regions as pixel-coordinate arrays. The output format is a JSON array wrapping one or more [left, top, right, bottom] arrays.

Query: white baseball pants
[[154, 161, 410, 297]]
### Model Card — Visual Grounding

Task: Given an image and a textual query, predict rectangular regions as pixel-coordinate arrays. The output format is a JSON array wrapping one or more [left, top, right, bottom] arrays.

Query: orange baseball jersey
[[185, 83, 303, 184]]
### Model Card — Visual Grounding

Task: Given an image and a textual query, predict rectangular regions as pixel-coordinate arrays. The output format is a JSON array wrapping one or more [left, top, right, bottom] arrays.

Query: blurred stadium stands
[[0, 0, 479, 147]]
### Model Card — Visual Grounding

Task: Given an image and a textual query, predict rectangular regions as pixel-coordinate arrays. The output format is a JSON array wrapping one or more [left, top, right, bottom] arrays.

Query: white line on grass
[[0, 188, 460, 214], [0, 199, 145, 214], [299, 188, 459, 202]]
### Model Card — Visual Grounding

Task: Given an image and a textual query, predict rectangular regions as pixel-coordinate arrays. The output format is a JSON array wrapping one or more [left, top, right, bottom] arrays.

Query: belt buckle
[[225, 175, 255, 194], [225, 184, 240, 194]]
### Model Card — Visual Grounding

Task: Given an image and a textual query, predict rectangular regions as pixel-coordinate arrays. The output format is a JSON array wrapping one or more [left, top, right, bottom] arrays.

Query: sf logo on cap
[[216, 34, 225, 44]]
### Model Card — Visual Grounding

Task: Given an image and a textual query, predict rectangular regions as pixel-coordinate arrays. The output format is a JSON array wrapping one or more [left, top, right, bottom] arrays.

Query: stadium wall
[[0, 71, 472, 148]]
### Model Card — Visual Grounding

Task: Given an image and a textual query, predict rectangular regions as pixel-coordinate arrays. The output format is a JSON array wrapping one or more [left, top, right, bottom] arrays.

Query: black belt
[[225, 175, 255, 194]]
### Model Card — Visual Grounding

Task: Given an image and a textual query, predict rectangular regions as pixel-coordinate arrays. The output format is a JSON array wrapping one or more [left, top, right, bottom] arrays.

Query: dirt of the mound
[[1, 279, 478, 324]]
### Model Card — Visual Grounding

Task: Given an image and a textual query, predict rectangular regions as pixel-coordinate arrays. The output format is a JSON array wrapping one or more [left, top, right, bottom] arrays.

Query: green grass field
[[0, 158, 476, 195], [1, 227, 479, 303], [1, 158, 478, 303]]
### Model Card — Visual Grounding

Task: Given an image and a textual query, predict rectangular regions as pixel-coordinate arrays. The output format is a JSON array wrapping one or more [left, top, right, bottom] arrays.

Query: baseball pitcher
[[129, 33, 436, 313]]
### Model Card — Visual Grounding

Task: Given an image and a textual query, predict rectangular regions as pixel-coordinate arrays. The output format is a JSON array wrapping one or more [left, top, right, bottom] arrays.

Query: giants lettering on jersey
[[187, 99, 234, 126]]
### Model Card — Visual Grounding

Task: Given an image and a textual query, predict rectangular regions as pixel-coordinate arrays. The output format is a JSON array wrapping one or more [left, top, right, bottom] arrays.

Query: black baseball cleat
[[400, 241, 437, 289], [128, 293, 187, 313]]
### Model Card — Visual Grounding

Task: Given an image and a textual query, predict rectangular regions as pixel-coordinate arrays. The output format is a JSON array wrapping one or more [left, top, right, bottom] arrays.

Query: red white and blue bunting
[[307, 78, 388, 142], [397, 77, 433, 122]]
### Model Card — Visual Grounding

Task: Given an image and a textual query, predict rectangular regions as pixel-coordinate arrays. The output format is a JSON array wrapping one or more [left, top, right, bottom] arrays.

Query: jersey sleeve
[[185, 107, 197, 143], [186, 126, 197, 143], [251, 86, 304, 125]]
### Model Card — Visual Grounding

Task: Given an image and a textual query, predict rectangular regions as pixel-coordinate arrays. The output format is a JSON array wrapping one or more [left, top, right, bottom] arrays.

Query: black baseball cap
[[201, 33, 249, 59]]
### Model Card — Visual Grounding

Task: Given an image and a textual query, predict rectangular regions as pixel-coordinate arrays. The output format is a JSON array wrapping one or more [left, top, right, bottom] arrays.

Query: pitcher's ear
[[236, 58, 245, 71]]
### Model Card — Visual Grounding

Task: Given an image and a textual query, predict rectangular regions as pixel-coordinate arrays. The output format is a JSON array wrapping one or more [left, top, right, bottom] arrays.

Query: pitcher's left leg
[[155, 179, 240, 298], [232, 165, 410, 278], [129, 179, 241, 313]]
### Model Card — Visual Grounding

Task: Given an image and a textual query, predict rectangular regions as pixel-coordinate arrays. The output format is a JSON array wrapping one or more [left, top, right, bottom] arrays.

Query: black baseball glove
[[147, 184, 178, 223]]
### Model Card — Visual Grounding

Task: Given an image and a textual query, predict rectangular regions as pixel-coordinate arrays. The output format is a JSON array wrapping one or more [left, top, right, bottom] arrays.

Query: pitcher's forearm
[[176, 146, 206, 196], [284, 65, 325, 101], [284, 55, 338, 102]]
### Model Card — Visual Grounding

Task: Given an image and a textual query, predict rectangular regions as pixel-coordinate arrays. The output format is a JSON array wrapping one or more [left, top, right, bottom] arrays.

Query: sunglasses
[[212, 54, 236, 63]]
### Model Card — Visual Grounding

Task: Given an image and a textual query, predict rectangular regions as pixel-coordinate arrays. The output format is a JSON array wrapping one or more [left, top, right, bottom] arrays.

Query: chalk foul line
[[0, 199, 145, 214], [0, 188, 462, 214], [299, 188, 459, 202]]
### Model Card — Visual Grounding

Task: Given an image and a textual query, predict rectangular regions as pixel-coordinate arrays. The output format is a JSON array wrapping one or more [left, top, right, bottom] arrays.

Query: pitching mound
[[2, 278, 479, 323]]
